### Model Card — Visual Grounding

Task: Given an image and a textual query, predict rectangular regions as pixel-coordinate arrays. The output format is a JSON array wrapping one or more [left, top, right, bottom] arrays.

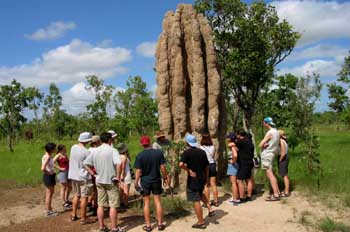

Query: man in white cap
[[108, 130, 118, 147], [68, 132, 94, 224], [259, 117, 281, 201]]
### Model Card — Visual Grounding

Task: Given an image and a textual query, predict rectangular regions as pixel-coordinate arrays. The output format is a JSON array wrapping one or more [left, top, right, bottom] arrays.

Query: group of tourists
[[40, 116, 290, 231]]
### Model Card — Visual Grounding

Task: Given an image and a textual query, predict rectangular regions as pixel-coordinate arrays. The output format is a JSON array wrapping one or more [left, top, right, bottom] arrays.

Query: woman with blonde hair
[[278, 130, 290, 197]]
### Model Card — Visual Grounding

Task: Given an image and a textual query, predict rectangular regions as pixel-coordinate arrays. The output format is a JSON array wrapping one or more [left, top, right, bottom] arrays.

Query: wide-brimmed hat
[[154, 131, 166, 139], [140, 136, 151, 146], [116, 143, 128, 154], [78, 132, 92, 143], [263, 117, 276, 126], [107, 130, 118, 138], [185, 134, 198, 147]]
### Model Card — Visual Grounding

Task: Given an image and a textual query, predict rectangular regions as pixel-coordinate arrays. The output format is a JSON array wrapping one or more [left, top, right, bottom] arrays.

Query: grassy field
[[1, 126, 350, 205]]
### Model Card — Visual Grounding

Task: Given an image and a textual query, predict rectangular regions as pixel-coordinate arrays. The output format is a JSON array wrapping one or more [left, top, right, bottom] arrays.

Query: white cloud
[[0, 39, 132, 87], [278, 59, 341, 77], [272, 1, 350, 46], [136, 41, 156, 57], [25, 21, 76, 41], [287, 44, 348, 62], [62, 82, 124, 115]]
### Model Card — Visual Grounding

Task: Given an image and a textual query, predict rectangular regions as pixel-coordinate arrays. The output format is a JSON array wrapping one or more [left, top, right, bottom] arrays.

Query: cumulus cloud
[[287, 44, 348, 62], [272, 1, 350, 46], [25, 21, 76, 41], [278, 59, 341, 78], [62, 82, 124, 115], [136, 41, 156, 57], [0, 39, 132, 87]]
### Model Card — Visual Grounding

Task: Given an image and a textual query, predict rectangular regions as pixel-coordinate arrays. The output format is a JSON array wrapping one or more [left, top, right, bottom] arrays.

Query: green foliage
[[85, 75, 114, 133], [114, 76, 158, 139], [318, 217, 350, 232], [0, 80, 34, 151], [195, 0, 300, 129], [43, 83, 62, 116]]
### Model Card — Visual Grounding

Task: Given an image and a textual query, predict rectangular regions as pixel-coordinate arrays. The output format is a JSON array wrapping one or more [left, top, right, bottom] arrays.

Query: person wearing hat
[[259, 117, 281, 201], [116, 143, 132, 208], [134, 135, 168, 231], [84, 132, 124, 232], [152, 131, 171, 152], [68, 132, 94, 224], [225, 132, 240, 204], [108, 130, 118, 147], [278, 130, 290, 197], [179, 133, 215, 229]]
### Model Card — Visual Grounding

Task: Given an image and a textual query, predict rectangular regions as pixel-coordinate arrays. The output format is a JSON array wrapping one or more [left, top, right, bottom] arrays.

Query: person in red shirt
[[54, 144, 72, 209]]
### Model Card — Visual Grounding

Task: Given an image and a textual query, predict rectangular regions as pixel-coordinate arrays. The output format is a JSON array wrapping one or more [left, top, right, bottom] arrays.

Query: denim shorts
[[226, 163, 239, 176]]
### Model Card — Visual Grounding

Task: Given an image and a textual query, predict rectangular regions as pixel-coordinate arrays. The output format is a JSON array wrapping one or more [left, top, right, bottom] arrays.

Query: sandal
[[281, 192, 291, 197], [158, 224, 166, 231], [71, 215, 80, 222], [100, 226, 109, 232], [211, 201, 219, 207], [80, 218, 96, 225], [111, 227, 125, 232], [208, 210, 215, 217], [142, 225, 152, 231], [192, 223, 206, 229], [265, 195, 280, 201]]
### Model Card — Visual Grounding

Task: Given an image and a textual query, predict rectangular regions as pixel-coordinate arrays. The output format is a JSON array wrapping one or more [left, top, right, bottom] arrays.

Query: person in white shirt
[[259, 117, 281, 201], [68, 132, 93, 224], [84, 132, 124, 232]]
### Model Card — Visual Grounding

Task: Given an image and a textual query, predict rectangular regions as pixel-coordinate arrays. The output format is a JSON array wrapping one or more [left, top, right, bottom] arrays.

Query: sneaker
[[45, 210, 58, 217]]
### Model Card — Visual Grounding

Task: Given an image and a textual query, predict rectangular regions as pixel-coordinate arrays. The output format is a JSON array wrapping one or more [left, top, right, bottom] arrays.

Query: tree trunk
[[242, 111, 258, 155], [7, 134, 13, 152]]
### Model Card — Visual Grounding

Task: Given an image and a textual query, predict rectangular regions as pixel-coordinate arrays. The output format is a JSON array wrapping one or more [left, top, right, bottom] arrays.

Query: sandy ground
[[0, 185, 348, 232]]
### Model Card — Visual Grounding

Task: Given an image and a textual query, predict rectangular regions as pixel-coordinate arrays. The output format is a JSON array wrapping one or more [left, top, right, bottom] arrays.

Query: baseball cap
[[263, 117, 276, 126], [107, 130, 118, 138], [185, 134, 198, 147], [226, 132, 236, 141], [78, 132, 92, 143], [140, 136, 151, 146]]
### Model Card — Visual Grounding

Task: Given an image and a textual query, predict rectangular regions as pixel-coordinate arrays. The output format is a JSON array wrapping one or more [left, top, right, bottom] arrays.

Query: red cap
[[140, 136, 151, 146]]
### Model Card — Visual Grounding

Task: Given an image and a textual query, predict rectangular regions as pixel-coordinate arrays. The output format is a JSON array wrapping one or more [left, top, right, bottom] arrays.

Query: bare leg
[[201, 194, 213, 213], [283, 175, 290, 194], [97, 206, 105, 229], [80, 197, 88, 220], [66, 181, 72, 202], [153, 195, 163, 225], [45, 186, 54, 211], [230, 176, 239, 200], [193, 201, 204, 224], [266, 169, 280, 197], [60, 183, 67, 203], [247, 178, 253, 197], [210, 177, 219, 204], [123, 184, 130, 206], [143, 195, 151, 226], [72, 195, 80, 217], [237, 180, 245, 199], [110, 207, 118, 229]]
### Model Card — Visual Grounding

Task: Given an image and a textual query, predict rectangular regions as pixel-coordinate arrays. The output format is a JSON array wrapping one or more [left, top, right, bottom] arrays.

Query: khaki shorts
[[71, 180, 93, 197], [96, 183, 120, 208], [261, 152, 275, 170]]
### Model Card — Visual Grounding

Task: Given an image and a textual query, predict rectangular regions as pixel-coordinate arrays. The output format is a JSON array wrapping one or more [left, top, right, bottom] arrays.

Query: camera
[[135, 184, 144, 195], [111, 176, 119, 184]]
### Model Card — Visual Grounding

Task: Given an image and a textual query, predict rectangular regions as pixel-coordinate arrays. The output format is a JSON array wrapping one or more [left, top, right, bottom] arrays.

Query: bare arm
[[135, 168, 141, 186], [41, 156, 50, 173], [279, 140, 286, 162], [160, 164, 169, 186], [115, 163, 122, 180], [84, 164, 96, 176], [230, 144, 238, 163], [179, 162, 197, 177], [259, 133, 272, 149], [120, 155, 127, 180]]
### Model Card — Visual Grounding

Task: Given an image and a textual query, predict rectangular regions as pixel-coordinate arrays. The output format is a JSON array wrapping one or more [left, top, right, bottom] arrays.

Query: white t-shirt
[[42, 154, 55, 174], [68, 144, 91, 181], [263, 128, 280, 155], [84, 143, 122, 185], [200, 145, 216, 164]]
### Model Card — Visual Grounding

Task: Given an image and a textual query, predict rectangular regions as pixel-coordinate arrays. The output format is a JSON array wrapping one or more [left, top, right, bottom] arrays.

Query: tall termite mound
[[155, 4, 225, 171]]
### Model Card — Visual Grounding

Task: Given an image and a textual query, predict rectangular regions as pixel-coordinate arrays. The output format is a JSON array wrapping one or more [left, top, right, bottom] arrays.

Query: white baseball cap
[[78, 132, 92, 143], [108, 130, 118, 138]]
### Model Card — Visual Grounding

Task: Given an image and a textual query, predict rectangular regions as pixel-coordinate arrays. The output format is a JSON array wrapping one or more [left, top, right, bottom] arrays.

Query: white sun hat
[[108, 130, 118, 138], [78, 132, 92, 143]]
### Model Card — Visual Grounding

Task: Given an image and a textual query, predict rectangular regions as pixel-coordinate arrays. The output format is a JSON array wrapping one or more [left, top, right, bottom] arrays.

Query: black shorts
[[278, 155, 289, 177], [141, 181, 163, 196], [43, 173, 56, 187], [186, 187, 204, 202], [208, 163, 217, 177], [237, 164, 253, 180]]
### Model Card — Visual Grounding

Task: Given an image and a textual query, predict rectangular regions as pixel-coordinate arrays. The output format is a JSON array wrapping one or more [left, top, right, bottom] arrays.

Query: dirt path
[[0, 186, 348, 232]]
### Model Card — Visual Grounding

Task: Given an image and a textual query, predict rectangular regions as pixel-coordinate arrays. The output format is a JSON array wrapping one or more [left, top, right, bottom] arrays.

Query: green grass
[[318, 217, 350, 232], [0, 136, 144, 188]]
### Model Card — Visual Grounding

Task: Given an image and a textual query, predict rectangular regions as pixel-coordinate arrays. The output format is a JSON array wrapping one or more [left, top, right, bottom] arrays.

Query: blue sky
[[0, 0, 349, 115]]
